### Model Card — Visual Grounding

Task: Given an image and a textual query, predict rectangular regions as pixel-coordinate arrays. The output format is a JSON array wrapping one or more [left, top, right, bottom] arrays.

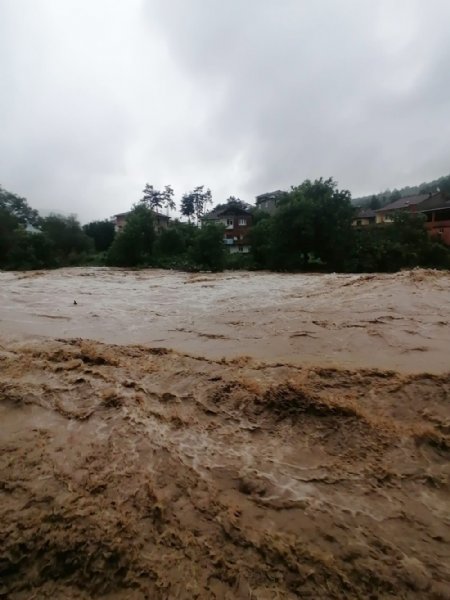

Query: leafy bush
[[225, 252, 255, 270], [40, 214, 93, 262], [83, 220, 115, 252], [107, 204, 155, 266], [189, 223, 225, 271]]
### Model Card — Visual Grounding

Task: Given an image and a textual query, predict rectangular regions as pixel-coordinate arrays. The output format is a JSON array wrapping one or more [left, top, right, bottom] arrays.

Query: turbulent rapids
[[0, 268, 449, 598]]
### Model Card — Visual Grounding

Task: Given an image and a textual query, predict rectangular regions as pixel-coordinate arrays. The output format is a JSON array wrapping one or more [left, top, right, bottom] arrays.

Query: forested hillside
[[354, 173, 450, 209]]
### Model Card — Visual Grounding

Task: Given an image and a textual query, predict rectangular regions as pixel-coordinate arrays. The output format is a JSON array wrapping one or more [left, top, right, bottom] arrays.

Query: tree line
[[1, 178, 449, 273], [0, 183, 223, 271], [250, 178, 450, 271]]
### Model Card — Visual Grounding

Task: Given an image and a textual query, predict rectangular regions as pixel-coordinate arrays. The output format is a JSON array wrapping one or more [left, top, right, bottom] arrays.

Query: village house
[[352, 208, 377, 226], [202, 204, 253, 253], [352, 191, 450, 246], [374, 193, 431, 224], [112, 210, 170, 233], [416, 192, 450, 245], [255, 190, 287, 214]]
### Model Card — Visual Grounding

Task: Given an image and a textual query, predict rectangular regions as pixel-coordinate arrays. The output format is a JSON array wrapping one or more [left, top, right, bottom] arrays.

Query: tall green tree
[[212, 196, 250, 213], [194, 186, 212, 222], [180, 193, 195, 222], [141, 183, 175, 213], [141, 183, 163, 211], [300, 178, 354, 269], [0, 206, 21, 262], [268, 178, 354, 269], [107, 204, 155, 266], [0, 186, 62, 269], [40, 214, 93, 262], [190, 223, 225, 271], [0, 186, 40, 226], [181, 186, 212, 224], [83, 220, 115, 252], [271, 194, 315, 269], [249, 216, 273, 268], [162, 185, 176, 211]]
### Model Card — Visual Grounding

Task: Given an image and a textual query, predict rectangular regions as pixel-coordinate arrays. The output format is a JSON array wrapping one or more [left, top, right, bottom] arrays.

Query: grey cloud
[[145, 0, 450, 196], [0, 0, 449, 222]]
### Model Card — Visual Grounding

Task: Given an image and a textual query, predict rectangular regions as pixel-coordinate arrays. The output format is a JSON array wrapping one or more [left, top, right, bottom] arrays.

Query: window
[[226, 218, 233, 226], [238, 218, 247, 226], [238, 245, 244, 252]]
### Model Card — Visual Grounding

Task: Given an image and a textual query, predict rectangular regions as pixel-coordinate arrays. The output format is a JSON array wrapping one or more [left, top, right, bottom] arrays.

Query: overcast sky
[[1, 0, 449, 222]]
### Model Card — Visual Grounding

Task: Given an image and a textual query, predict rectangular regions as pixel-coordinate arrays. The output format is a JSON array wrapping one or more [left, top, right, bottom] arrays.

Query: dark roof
[[354, 208, 376, 219], [113, 210, 170, 220], [203, 205, 252, 220], [376, 194, 429, 212], [255, 190, 286, 203], [414, 192, 450, 212]]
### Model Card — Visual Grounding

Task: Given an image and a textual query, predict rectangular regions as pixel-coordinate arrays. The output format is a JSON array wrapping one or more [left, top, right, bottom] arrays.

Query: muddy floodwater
[[2, 267, 450, 372], [1, 268, 449, 599]]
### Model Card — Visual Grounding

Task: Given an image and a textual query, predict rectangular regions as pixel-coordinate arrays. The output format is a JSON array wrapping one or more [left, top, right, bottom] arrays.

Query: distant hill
[[353, 174, 450, 209]]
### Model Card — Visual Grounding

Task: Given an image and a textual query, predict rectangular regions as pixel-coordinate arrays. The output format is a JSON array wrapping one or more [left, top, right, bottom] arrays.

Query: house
[[202, 205, 253, 253], [112, 210, 170, 233], [374, 193, 430, 224], [255, 190, 287, 214], [367, 191, 450, 246], [352, 208, 376, 226], [113, 212, 129, 233], [416, 192, 450, 245]]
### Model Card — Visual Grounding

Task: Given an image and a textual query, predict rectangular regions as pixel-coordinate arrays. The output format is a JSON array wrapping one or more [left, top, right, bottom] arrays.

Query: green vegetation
[[350, 212, 450, 272], [1, 177, 449, 273], [189, 223, 225, 272], [0, 186, 93, 269], [180, 186, 212, 224], [82, 220, 115, 252], [141, 183, 176, 212], [105, 203, 225, 271], [250, 178, 450, 272]]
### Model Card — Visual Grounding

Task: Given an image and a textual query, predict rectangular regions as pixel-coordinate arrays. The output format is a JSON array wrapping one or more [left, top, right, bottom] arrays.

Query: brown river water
[[0, 268, 449, 598]]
